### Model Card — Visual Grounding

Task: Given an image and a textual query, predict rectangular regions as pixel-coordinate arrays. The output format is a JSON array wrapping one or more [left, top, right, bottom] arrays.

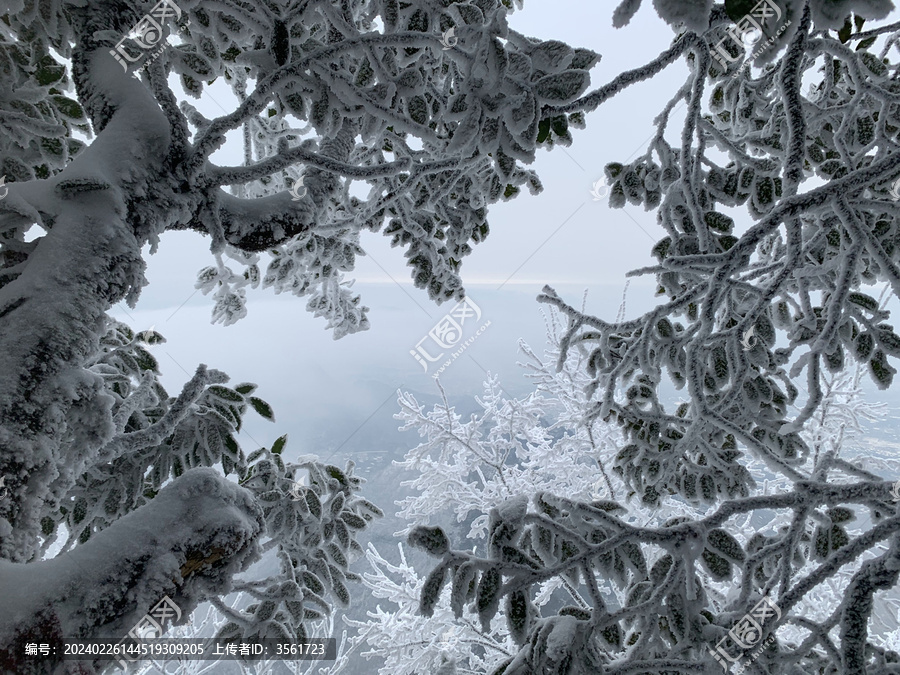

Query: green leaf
[[559, 606, 591, 620], [536, 118, 551, 144], [532, 70, 590, 102], [357, 499, 384, 518], [234, 383, 256, 395], [505, 590, 531, 646], [305, 490, 322, 518], [451, 563, 477, 619], [302, 607, 324, 621], [180, 51, 212, 76], [35, 55, 66, 85], [601, 623, 622, 647], [571, 48, 600, 70], [877, 328, 900, 357], [625, 581, 652, 608], [406, 8, 428, 32], [407, 96, 428, 125], [706, 528, 746, 563], [838, 16, 852, 43], [355, 57, 375, 87], [847, 292, 879, 311], [40, 138, 63, 158], [181, 73, 202, 97], [330, 492, 346, 516], [133, 346, 159, 373], [342, 512, 367, 530], [51, 95, 85, 120], [249, 396, 275, 421], [857, 36, 877, 51], [208, 385, 243, 402], [476, 567, 502, 631], [271, 434, 287, 455], [420, 565, 447, 617], [408, 526, 449, 555], [704, 211, 734, 233], [331, 576, 350, 607], [869, 350, 896, 389], [700, 549, 732, 581], [302, 571, 325, 595], [861, 52, 888, 77], [327, 543, 347, 568], [325, 465, 349, 487], [828, 507, 854, 524], [755, 176, 775, 206], [856, 332, 875, 359]]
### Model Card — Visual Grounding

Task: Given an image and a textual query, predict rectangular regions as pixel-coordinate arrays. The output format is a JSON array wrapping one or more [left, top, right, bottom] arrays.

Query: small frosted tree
[[349, 303, 892, 674]]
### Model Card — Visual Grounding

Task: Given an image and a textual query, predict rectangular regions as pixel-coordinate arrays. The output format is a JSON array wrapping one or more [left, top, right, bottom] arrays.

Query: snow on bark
[[0, 39, 175, 561], [0, 468, 264, 674]]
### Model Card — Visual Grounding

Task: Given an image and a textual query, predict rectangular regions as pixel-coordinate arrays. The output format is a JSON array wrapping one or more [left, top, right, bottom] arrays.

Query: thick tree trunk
[[0, 468, 265, 675], [0, 44, 170, 561], [0, 17, 268, 675]]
